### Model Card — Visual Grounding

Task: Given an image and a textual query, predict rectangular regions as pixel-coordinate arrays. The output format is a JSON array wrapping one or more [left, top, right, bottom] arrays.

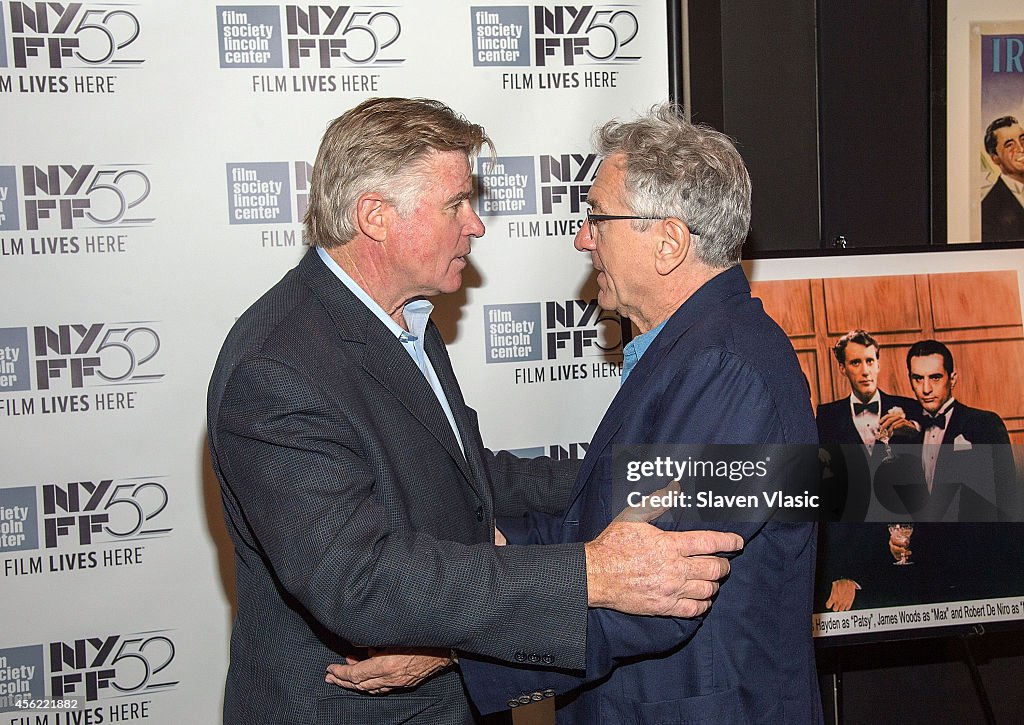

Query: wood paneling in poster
[[751, 271, 1024, 451]]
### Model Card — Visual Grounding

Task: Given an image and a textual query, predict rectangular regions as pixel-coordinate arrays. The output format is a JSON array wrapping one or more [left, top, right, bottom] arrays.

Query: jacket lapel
[[561, 348, 666, 517], [839, 409, 863, 450], [562, 380, 631, 513], [424, 324, 486, 498], [932, 404, 963, 480], [562, 266, 753, 516], [296, 249, 475, 486]]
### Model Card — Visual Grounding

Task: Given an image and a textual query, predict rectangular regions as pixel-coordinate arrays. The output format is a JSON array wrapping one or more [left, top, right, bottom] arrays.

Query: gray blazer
[[208, 248, 586, 724]]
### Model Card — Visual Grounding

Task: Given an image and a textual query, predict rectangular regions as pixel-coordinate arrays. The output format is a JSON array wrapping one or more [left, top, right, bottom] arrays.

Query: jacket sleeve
[[483, 446, 582, 518], [977, 411, 1018, 520]]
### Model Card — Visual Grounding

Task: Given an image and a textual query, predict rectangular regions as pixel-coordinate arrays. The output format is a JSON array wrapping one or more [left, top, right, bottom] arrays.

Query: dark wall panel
[[817, 0, 932, 248], [687, 0, 941, 253], [720, 0, 821, 253]]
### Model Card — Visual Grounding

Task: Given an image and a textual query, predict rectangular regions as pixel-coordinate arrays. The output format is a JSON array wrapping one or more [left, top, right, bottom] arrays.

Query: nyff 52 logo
[[471, 5, 641, 67], [5, 2, 144, 68], [0, 631, 177, 711], [0, 322, 165, 391], [1, 164, 155, 231], [49, 630, 178, 701], [41, 477, 171, 549], [508, 441, 589, 460], [1, 476, 172, 561]]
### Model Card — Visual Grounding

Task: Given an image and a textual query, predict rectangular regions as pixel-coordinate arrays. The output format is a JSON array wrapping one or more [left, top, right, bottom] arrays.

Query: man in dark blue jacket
[[455, 104, 822, 723]]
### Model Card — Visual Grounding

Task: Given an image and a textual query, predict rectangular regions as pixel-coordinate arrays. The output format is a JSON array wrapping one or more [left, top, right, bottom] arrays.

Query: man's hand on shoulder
[[325, 648, 453, 695], [584, 522, 743, 618]]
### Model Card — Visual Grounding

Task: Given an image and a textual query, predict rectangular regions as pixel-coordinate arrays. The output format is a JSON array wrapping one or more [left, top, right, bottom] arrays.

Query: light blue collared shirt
[[621, 319, 668, 384], [317, 247, 465, 455]]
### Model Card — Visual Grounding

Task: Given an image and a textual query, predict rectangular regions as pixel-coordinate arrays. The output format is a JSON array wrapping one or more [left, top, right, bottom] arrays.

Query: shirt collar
[[621, 319, 668, 383], [316, 246, 431, 339], [401, 299, 434, 343], [928, 397, 956, 419], [618, 266, 749, 385], [1003, 175, 1024, 198]]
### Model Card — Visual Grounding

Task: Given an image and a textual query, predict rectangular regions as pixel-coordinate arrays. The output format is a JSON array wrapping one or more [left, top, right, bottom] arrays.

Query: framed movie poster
[[970, 20, 1024, 243], [745, 247, 1024, 642]]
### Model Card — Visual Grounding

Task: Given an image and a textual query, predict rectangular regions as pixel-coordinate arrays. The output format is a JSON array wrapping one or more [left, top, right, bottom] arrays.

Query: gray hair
[[304, 97, 492, 248], [594, 103, 751, 268]]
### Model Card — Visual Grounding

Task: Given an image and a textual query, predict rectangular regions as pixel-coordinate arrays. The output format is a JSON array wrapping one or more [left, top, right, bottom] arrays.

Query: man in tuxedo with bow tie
[[905, 339, 1015, 514], [815, 330, 916, 454], [899, 340, 1021, 601], [815, 330, 917, 611]]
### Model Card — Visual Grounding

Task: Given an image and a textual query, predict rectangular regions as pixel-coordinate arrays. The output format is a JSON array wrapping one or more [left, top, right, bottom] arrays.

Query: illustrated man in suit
[[815, 330, 917, 611], [894, 339, 1021, 601], [207, 97, 741, 724], [337, 103, 822, 723], [982, 116, 1024, 242], [905, 339, 1016, 514]]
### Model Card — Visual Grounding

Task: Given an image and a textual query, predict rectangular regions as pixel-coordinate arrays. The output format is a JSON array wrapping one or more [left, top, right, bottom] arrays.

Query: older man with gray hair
[[445, 103, 822, 722]]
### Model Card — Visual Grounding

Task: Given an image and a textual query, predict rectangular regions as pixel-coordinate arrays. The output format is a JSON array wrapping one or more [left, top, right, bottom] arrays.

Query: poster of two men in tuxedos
[[748, 267, 1024, 640]]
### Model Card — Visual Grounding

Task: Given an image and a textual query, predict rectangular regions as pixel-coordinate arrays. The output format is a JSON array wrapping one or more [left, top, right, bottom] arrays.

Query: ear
[[949, 370, 958, 390], [654, 217, 692, 276], [355, 192, 389, 242]]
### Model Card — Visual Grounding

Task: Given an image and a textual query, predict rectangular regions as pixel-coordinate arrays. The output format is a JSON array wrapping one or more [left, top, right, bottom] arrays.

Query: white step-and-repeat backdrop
[[0, 2, 670, 722]]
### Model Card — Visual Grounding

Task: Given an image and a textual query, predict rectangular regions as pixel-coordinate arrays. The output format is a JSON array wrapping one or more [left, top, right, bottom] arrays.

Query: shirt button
[[542, 654, 554, 664], [528, 653, 539, 663], [514, 651, 527, 662]]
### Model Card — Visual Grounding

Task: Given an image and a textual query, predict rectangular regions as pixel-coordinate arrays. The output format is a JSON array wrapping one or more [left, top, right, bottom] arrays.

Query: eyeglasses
[[585, 210, 699, 238]]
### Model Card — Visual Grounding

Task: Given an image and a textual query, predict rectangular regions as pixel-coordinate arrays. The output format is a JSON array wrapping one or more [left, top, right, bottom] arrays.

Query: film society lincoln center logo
[[476, 154, 597, 235], [0, 4, 7, 68], [471, 5, 642, 67], [227, 162, 316, 227]]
